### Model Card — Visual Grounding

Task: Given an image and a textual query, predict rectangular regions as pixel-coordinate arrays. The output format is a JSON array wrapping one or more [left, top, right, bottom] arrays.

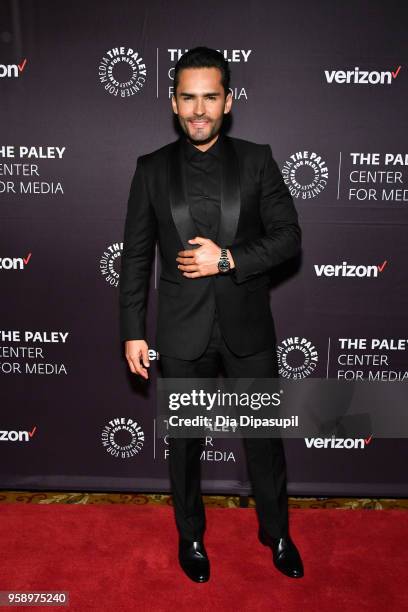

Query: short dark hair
[[173, 46, 231, 98]]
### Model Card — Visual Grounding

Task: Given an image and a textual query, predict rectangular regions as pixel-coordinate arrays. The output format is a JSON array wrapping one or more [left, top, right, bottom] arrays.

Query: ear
[[224, 90, 233, 114], [171, 94, 178, 115]]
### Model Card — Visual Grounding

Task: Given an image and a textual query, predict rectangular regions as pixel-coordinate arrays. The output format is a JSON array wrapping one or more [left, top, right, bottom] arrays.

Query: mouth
[[189, 120, 209, 128]]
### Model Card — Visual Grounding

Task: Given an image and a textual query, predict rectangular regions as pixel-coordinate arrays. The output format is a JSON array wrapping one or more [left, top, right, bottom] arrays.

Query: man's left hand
[[176, 237, 234, 278]]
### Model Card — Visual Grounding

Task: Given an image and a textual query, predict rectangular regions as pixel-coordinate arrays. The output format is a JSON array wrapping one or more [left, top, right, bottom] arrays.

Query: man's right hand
[[125, 340, 150, 379]]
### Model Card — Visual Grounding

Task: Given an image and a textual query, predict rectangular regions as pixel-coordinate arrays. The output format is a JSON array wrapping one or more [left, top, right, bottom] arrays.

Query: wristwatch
[[217, 248, 231, 273]]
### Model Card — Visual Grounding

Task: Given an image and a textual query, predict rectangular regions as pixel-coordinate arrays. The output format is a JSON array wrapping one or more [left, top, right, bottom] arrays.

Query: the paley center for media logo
[[101, 417, 145, 459], [98, 47, 147, 97], [281, 151, 329, 200], [277, 337, 318, 378], [100, 242, 122, 287], [167, 48, 252, 100]]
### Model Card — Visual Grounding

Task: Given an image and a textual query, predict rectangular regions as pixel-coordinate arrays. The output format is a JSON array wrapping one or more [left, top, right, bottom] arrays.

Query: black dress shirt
[[181, 132, 222, 242]]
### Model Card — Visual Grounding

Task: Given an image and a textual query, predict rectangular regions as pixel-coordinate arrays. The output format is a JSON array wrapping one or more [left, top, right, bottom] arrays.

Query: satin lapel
[[167, 134, 241, 249], [216, 135, 241, 247], [168, 138, 199, 250]]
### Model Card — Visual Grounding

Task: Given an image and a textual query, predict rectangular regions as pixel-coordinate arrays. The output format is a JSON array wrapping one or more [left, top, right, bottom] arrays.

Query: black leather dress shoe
[[258, 529, 304, 578], [178, 538, 210, 583]]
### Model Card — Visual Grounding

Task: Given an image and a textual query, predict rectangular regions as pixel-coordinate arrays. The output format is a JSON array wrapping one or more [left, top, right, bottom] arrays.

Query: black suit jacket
[[119, 134, 301, 360]]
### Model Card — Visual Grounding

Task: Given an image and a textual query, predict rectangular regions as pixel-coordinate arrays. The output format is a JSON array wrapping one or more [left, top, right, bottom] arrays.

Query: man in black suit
[[119, 47, 303, 583]]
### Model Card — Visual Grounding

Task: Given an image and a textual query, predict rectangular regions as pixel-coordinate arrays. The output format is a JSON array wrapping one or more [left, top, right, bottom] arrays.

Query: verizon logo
[[0, 59, 28, 78], [305, 435, 373, 449], [0, 426, 37, 442], [314, 260, 387, 278], [324, 65, 401, 85], [0, 253, 32, 270]]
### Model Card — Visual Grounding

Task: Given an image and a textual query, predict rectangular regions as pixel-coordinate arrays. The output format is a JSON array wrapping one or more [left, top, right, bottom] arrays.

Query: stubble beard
[[181, 117, 222, 145]]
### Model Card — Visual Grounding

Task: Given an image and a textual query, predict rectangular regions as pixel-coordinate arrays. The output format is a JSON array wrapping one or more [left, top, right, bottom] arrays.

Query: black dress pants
[[159, 310, 289, 541]]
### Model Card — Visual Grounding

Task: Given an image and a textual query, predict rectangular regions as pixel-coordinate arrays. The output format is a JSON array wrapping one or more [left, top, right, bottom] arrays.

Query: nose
[[193, 98, 205, 116]]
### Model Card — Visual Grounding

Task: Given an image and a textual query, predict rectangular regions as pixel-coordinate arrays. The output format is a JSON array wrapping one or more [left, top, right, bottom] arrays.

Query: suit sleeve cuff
[[227, 244, 263, 284]]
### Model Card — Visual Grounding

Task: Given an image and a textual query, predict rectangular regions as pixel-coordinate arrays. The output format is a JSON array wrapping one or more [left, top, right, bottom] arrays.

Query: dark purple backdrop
[[0, 0, 407, 495]]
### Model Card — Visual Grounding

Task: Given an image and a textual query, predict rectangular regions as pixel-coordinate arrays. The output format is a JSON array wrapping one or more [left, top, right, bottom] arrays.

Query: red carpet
[[0, 504, 407, 611]]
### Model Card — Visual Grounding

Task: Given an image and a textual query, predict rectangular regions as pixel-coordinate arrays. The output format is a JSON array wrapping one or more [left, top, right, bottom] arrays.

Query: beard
[[180, 117, 222, 145]]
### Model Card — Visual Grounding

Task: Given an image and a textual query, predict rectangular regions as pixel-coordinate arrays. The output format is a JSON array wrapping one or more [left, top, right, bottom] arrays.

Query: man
[[119, 47, 303, 583]]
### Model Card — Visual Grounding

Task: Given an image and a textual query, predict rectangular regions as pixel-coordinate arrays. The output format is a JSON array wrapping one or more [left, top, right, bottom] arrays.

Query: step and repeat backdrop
[[1, 0, 407, 495]]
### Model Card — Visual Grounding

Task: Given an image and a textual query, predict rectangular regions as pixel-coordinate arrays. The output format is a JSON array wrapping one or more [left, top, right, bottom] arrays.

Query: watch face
[[218, 259, 230, 273]]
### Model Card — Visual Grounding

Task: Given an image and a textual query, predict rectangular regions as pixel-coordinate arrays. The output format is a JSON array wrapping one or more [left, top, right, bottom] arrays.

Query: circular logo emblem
[[99, 242, 122, 287], [277, 337, 318, 378], [99, 47, 147, 97], [282, 151, 328, 200], [101, 417, 145, 458]]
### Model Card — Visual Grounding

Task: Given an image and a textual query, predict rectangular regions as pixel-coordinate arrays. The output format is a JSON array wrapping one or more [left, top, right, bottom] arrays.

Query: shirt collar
[[182, 131, 223, 161]]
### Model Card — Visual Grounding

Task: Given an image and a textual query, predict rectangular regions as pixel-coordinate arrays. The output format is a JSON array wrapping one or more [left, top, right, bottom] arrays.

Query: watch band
[[218, 247, 231, 273]]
